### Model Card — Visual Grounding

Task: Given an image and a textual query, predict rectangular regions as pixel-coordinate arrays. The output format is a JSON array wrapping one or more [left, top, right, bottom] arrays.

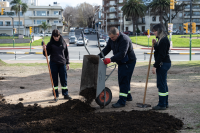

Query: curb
[[141, 47, 200, 51], [144, 52, 200, 55]]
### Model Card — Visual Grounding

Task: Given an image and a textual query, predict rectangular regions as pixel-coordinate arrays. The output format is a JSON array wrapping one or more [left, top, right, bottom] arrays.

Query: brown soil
[[0, 61, 200, 132], [0, 96, 183, 133]]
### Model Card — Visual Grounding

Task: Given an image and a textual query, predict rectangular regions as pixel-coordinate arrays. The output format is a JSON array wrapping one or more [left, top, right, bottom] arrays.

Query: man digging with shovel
[[98, 27, 137, 108]]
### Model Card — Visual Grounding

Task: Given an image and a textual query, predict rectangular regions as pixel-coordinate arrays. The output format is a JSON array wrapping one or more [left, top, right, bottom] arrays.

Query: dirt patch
[[0, 97, 183, 133], [0, 62, 200, 132], [79, 87, 96, 104]]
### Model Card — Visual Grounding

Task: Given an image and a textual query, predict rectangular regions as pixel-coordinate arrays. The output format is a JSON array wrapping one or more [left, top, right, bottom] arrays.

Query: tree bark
[[132, 17, 136, 35]]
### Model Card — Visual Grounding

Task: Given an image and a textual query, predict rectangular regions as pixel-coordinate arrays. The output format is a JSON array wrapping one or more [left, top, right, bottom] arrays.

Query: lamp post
[[9, 16, 15, 48]]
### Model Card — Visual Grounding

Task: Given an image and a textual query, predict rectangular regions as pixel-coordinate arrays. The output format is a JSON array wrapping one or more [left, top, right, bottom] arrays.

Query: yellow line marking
[[7, 52, 15, 54]]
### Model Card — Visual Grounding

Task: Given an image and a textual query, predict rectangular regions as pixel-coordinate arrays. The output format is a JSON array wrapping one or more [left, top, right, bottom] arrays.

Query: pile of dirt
[[79, 87, 96, 104], [0, 96, 183, 133]]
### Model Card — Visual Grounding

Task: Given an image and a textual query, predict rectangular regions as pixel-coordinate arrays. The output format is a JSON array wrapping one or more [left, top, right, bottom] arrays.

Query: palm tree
[[39, 21, 50, 36], [147, 0, 170, 24], [122, 0, 146, 35], [10, 0, 28, 36]]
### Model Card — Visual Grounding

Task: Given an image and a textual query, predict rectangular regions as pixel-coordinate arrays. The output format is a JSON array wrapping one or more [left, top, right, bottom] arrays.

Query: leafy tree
[[39, 21, 50, 35], [122, 0, 146, 34], [147, 0, 170, 24], [10, 0, 28, 35]]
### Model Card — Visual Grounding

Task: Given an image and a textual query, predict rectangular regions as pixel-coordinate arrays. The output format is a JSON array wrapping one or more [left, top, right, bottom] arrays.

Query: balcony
[[29, 15, 59, 19], [106, 3, 117, 7], [0, 24, 25, 28], [107, 22, 120, 25], [106, 10, 117, 13]]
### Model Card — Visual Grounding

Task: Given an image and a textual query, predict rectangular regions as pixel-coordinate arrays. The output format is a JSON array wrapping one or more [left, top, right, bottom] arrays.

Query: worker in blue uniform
[[98, 27, 137, 108]]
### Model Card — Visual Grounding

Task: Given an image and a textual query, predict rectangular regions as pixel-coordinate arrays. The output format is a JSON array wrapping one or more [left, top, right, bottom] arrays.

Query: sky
[[39, 0, 102, 8]]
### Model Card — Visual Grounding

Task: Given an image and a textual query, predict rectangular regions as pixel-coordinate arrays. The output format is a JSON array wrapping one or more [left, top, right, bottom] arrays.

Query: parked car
[[69, 36, 77, 44], [84, 29, 90, 34], [14, 34, 24, 37], [123, 31, 131, 35], [184, 30, 190, 34], [96, 39, 107, 47], [40, 32, 51, 37], [92, 29, 96, 34], [89, 28, 93, 33], [172, 29, 180, 35], [102, 34, 108, 40], [142, 31, 154, 35], [0, 33, 10, 36], [193, 30, 200, 34], [69, 32, 75, 38], [76, 37, 87, 46]]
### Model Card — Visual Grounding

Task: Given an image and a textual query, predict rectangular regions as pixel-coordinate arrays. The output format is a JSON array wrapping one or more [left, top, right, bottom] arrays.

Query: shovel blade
[[48, 98, 58, 103], [136, 103, 151, 108]]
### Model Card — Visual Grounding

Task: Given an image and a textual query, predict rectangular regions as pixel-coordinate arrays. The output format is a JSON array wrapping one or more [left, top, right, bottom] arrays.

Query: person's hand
[[103, 58, 111, 65], [66, 64, 70, 70], [152, 39, 156, 45], [152, 67, 156, 74]]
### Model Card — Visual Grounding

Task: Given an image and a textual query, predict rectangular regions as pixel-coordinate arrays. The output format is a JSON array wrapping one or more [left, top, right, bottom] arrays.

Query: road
[[0, 29, 200, 62]]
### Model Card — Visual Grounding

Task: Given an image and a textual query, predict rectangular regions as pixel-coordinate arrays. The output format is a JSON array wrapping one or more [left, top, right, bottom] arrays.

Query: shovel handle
[[42, 41, 57, 100], [143, 43, 154, 104]]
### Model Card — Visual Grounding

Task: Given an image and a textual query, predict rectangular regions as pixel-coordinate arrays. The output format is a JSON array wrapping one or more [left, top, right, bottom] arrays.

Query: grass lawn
[[130, 34, 200, 48], [0, 36, 30, 39], [0, 36, 51, 47]]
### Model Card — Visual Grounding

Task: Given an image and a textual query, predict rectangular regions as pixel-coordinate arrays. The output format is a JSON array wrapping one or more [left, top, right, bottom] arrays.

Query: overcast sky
[[39, 0, 102, 8]]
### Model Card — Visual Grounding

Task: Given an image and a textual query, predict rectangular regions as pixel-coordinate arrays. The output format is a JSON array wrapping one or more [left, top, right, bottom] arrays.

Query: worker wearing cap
[[98, 27, 137, 108]]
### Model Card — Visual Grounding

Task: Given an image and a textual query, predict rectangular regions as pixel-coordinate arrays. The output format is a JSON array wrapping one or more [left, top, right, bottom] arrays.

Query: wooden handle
[[43, 43, 57, 99], [143, 44, 154, 104]]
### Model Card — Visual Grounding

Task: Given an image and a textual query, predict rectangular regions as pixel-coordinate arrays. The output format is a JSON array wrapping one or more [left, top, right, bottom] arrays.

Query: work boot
[[112, 103, 125, 108], [64, 94, 72, 100], [152, 105, 166, 110], [126, 98, 132, 101]]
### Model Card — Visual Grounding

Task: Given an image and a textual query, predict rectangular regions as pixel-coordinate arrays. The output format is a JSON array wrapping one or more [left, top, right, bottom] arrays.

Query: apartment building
[[0, 1, 25, 35], [24, 2, 64, 35], [102, 0, 125, 32], [184, 3, 200, 31]]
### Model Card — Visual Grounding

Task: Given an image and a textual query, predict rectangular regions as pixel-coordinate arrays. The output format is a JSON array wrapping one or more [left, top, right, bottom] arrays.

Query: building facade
[[0, 0, 64, 36]]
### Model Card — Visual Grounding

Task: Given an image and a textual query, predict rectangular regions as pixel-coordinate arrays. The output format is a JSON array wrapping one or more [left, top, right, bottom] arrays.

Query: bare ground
[[0, 61, 200, 132]]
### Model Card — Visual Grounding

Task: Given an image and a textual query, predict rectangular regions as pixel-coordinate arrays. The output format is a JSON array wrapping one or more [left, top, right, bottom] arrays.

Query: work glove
[[103, 58, 111, 65]]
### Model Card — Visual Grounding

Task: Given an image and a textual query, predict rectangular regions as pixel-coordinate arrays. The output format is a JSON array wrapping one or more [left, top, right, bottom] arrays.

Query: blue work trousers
[[156, 62, 171, 107], [117, 61, 136, 105], [50, 61, 68, 97]]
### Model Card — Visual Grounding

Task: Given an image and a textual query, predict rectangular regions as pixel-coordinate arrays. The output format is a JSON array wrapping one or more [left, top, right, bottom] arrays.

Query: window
[[118, 6, 122, 11], [47, 11, 49, 16], [119, 19, 123, 22], [14, 21, 22, 26], [142, 17, 145, 23], [34, 20, 35, 24], [54, 11, 59, 15], [119, 0, 123, 3], [33, 11, 35, 16], [173, 24, 176, 29], [59, 21, 61, 23], [110, 1, 115, 5], [179, 13, 182, 17], [54, 21, 59, 23], [36, 11, 46, 16], [109, 7, 116, 12], [5, 21, 11, 26], [152, 16, 156, 21], [126, 18, 131, 21], [0, 21, 3, 26], [109, 13, 115, 18], [193, 12, 200, 16], [119, 12, 123, 17], [37, 20, 46, 24], [47, 20, 49, 23]]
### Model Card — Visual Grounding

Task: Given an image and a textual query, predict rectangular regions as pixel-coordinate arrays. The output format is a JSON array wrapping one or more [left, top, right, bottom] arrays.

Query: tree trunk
[[136, 18, 139, 33], [132, 17, 136, 35]]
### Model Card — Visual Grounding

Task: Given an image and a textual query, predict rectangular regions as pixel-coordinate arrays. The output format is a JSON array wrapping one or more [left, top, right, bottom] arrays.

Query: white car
[[69, 36, 77, 44], [96, 39, 107, 47], [40, 32, 51, 37], [193, 30, 200, 34], [77, 38, 87, 46]]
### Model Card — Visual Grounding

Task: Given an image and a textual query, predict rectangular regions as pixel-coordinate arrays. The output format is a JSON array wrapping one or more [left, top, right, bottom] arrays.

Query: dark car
[[0, 33, 10, 36], [142, 31, 154, 35]]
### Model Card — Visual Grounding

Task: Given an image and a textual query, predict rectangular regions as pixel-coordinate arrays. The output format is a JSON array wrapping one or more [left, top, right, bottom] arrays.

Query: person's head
[[108, 27, 119, 41], [152, 24, 166, 38], [51, 29, 61, 42]]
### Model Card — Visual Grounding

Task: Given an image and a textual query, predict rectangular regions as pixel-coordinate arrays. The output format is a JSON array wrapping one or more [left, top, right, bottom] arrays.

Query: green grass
[[0, 36, 51, 47], [130, 35, 200, 48], [0, 36, 29, 39]]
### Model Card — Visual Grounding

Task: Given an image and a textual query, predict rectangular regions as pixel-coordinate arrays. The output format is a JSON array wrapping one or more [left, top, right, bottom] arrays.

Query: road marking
[[8, 54, 34, 61]]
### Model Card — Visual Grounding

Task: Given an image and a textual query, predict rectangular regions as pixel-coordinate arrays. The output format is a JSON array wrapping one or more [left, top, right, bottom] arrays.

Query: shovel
[[42, 41, 58, 103], [136, 43, 154, 108]]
